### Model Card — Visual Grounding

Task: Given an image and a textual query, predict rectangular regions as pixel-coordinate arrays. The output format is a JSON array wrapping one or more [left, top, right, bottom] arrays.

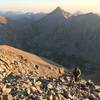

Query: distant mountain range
[[0, 7, 100, 84], [0, 11, 46, 21]]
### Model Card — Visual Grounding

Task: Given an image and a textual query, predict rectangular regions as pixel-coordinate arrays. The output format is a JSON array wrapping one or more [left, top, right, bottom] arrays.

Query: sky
[[0, 0, 100, 13]]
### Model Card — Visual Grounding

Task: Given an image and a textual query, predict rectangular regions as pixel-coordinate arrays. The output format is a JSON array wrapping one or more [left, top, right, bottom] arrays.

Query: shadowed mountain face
[[35, 7, 71, 34], [0, 7, 100, 84]]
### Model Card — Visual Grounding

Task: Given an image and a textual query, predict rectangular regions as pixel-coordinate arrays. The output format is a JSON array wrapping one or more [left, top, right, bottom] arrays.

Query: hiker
[[72, 67, 81, 82], [86, 80, 95, 89]]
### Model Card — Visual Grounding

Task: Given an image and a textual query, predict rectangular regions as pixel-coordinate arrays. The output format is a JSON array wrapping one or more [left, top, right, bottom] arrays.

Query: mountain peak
[[52, 7, 71, 19], [53, 6, 65, 13], [55, 6, 62, 11]]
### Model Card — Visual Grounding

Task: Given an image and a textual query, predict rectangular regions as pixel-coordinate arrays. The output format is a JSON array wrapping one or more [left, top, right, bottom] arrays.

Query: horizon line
[[0, 6, 100, 15]]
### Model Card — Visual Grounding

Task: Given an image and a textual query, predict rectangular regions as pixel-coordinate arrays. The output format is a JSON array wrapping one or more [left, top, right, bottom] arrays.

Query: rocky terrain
[[0, 45, 64, 81], [0, 67, 100, 100], [0, 45, 100, 99]]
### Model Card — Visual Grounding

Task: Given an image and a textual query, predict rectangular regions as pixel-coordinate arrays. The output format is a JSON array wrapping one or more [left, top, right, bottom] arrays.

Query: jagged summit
[[35, 6, 72, 34], [54, 6, 63, 12], [52, 6, 71, 18]]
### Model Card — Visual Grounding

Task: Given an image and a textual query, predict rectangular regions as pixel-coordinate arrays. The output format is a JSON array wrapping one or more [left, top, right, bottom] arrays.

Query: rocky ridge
[[0, 45, 100, 99], [0, 45, 64, 81]]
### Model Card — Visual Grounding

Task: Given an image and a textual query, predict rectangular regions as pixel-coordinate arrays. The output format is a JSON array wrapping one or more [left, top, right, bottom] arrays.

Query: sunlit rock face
[[0, 16, 7, 24]]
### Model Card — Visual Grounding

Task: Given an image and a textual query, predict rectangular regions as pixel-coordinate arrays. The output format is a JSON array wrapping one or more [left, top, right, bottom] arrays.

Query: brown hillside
[[0, 45, 64, 80]]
